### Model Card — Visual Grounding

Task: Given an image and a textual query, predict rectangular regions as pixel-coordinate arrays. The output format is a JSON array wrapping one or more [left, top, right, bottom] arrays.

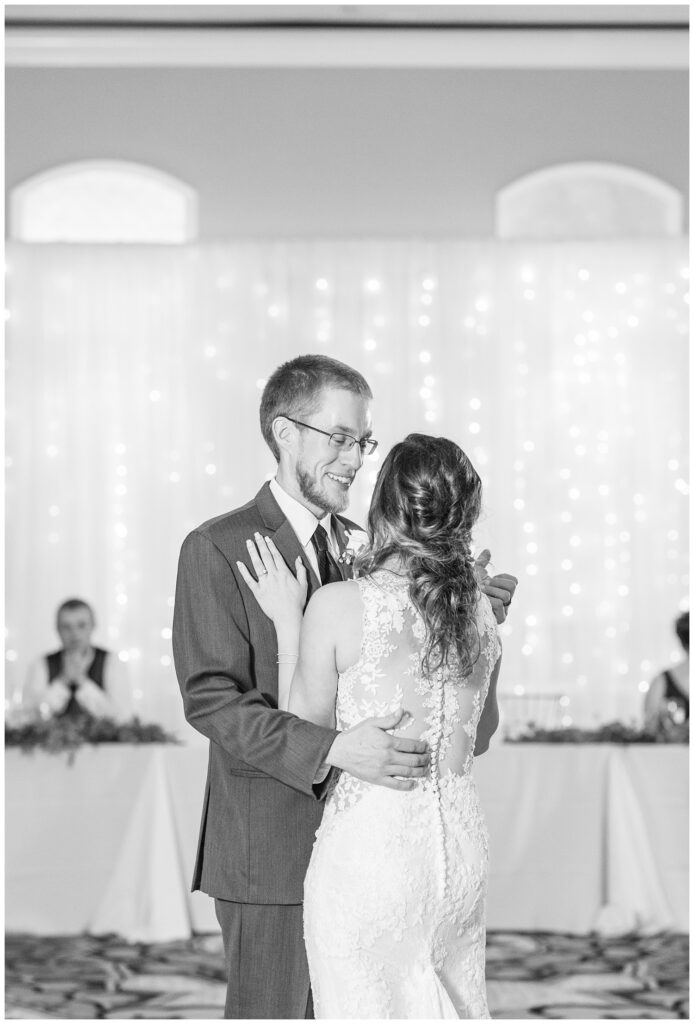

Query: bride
[[239, 433, 502, 1019]]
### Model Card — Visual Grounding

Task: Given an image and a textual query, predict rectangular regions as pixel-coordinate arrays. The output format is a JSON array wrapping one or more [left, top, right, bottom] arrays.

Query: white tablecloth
[[6, 743, 687, 941]]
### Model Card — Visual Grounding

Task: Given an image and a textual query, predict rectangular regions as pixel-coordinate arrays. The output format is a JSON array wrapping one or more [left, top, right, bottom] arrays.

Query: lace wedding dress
[[303, 569, 501, 1019]]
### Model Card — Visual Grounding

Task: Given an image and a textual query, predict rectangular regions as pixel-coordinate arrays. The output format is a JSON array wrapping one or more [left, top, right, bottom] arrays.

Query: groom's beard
[[296, 463, 350, 515]]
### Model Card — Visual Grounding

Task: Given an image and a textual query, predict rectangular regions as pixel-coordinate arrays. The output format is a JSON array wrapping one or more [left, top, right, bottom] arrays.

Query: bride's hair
[[354, 433, 482, 678]]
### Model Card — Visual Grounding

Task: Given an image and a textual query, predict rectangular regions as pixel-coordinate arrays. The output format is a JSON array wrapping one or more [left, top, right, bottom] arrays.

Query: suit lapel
[[255, 482, 322, 599]]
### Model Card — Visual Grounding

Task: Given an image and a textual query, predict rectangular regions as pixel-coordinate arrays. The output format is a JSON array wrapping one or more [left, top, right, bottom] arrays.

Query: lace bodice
[[335, 569, 500, 797]]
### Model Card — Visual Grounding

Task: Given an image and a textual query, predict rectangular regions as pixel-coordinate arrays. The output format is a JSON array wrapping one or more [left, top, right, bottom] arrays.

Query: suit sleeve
[[172, 529, 338, 797]]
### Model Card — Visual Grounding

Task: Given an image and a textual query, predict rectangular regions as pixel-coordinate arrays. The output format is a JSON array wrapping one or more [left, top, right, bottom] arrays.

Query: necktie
[[311, 524, 344, 586]]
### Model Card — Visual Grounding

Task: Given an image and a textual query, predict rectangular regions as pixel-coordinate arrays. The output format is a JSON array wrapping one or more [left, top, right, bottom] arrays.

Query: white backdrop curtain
[[5, 239, 688, 735]]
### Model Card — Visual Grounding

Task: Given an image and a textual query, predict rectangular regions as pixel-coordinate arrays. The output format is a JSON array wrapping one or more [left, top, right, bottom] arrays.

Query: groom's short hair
[[260, 354, 372, 461]]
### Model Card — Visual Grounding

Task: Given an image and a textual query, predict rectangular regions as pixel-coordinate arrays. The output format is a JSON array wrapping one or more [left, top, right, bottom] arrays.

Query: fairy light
[[364, 278, 381, 294]]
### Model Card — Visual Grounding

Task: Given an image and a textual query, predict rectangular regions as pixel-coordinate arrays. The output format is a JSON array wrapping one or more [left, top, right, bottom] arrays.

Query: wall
[[5, 67, 688, 238]]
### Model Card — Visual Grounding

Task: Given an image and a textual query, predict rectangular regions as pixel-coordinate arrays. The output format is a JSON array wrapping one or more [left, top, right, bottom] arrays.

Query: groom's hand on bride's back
[[325, 709, 429, 791]]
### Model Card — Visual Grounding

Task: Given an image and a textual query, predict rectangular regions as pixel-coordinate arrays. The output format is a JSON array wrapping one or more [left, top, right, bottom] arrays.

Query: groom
[[173, 354, 517, 1019]]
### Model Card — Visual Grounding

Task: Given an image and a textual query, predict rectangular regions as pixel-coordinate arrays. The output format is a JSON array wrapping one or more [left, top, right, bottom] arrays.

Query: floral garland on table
[[6, 711, 179, 758], [505, 720, 689, 744]]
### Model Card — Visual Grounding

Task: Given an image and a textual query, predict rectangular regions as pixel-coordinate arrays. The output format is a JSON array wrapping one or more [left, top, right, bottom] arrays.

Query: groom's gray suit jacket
[[173, 481, 360, 903]]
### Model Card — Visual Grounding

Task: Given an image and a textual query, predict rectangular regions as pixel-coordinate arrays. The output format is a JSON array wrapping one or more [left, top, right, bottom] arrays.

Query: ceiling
[[5, 5, 689, 27]]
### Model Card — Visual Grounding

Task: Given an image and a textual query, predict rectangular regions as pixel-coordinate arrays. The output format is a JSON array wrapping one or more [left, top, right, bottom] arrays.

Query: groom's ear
[[272, 416, 296, 457]]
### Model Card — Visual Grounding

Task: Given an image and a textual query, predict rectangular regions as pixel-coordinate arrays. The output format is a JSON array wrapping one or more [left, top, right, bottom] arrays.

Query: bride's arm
[[474, 654, 501, 756], [236, 534, 307, 712], [286, 587, 339, 728], [236, 533, 340, 720]]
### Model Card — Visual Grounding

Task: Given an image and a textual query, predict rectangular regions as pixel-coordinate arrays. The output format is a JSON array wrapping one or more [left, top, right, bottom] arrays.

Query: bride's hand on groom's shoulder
[[474, 549, 518, 624], [236, 533, 307, 628]]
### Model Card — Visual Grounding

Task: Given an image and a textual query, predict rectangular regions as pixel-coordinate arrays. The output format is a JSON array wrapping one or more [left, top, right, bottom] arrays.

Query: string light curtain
[[5, 240, 688, 733]]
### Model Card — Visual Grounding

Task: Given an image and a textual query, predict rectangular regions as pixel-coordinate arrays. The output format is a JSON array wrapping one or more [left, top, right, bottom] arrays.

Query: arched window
[[496, 162, 683, 239], [10, 160, 198, 243]]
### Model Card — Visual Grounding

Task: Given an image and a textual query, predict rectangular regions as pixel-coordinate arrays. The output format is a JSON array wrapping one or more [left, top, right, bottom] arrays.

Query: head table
[[6, 742, 687, 942]]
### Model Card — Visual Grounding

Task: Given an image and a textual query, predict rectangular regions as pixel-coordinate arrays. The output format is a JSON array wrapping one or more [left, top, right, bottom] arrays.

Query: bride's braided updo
[[354, 433, 482, 678]]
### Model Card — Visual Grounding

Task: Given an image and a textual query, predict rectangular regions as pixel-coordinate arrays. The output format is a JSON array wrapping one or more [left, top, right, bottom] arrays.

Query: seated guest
[[22, 598, 135, 722], [644, 611, 689, 736]]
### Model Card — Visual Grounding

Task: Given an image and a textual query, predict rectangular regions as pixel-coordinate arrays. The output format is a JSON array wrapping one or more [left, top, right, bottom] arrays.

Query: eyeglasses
[[280, 416, 378, 457]]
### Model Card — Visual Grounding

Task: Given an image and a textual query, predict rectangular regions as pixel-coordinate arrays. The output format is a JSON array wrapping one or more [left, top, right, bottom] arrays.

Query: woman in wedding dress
[[240, 434, 502, 1019]]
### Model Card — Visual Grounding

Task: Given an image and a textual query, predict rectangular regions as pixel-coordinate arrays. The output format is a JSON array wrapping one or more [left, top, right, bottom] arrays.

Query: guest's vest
[[46, 647, 108, 717]]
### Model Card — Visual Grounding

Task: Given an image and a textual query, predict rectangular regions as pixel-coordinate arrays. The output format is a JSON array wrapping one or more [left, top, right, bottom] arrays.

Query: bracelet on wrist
[[277, 653, 298, 665]]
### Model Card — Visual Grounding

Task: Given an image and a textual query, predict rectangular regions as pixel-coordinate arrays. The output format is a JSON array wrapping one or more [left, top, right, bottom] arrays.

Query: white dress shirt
[[22, 652, 135, 723], [269, 478, 339, 580]]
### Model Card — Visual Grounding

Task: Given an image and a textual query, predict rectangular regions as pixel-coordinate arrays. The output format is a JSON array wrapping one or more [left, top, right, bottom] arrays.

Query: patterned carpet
[[5, 930, 689, 1019]]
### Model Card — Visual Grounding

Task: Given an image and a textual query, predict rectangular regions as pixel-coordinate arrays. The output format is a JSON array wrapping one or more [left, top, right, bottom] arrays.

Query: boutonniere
[[338, 529, 369, 568]]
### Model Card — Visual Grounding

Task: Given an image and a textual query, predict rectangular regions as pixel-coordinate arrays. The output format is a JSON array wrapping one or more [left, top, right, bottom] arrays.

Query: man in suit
[[173, 354, 516, 1019]]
